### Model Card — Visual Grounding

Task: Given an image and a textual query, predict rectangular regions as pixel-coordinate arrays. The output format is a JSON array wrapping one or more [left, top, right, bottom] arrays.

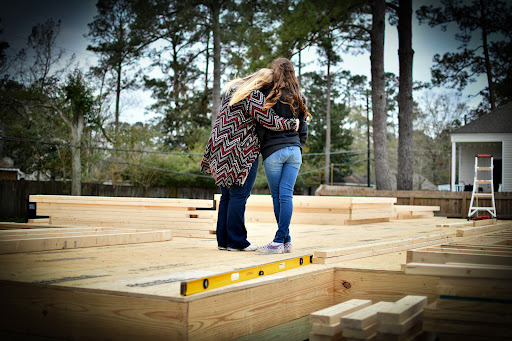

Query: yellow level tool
[[180, 254, 313, 296]]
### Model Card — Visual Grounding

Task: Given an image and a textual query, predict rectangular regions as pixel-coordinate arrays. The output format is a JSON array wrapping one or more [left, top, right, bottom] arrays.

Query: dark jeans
[[216, 157, 259, 249]]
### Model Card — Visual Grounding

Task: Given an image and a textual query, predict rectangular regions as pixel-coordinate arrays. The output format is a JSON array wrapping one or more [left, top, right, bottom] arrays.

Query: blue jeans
[[263, 146, 302, 243], [216, 157, 259, 249]]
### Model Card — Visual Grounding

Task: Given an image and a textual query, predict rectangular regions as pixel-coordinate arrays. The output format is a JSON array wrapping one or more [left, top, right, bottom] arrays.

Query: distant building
[[450, 102, 512, 192], [0, 157, 23, 180]]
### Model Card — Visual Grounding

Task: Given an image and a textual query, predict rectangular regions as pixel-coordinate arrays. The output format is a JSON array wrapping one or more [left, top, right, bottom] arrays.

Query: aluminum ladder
[[467, 154, 496, 218]]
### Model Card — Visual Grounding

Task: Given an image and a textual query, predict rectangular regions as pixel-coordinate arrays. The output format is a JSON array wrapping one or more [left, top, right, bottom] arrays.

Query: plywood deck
[[1, 216, 510, 340], [0, 217, 457, 297]]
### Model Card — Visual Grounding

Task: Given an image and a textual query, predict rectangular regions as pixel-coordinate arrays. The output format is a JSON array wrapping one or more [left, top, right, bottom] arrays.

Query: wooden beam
[[376, 295, 427, 324], [378, 310, 423, 335], [342, 321, 379, 339], [456, 222, 509, 237], [0, 228, 172, 254], [406, 249, 512, 266], [0, 280, 188, 340], [315, 234, 453, 259], [334, 268, 440, 304], [30, 195, 214, 208], [340, 301, 395, 329], [309, 299, 372, 325], [187, 269, 335, 340], [404, 262, 512, 279]]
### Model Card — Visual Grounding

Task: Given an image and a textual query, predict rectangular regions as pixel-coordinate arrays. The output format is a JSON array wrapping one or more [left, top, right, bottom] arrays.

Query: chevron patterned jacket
[[201, 89, 298, 187]]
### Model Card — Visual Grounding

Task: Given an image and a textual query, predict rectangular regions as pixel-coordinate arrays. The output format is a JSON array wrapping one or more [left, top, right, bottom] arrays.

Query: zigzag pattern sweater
[[201, 89, 298, 187]]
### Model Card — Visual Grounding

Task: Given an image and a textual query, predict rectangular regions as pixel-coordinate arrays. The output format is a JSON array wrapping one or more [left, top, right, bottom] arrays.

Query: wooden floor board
[[1, 212, 510, 340]]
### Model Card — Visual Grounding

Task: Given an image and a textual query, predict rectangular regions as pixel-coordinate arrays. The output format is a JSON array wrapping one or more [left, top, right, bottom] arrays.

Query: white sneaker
[[258, 242, 284, 254], [228, 244, 258, 251]]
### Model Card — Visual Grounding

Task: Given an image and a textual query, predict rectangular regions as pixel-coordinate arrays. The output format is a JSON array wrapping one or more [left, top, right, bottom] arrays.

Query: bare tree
[[388, 0, 414, 190], [42, 70, 94, 195], [371, 0, 391, 190]]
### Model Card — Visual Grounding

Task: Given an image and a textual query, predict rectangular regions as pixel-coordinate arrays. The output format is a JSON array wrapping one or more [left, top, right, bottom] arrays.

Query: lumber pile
[[393, 205, 439, 220], [404, 228, 512, 339], [29, 195, 216, 238], [313, 233, 454, 264], [214, 194, 397, 225], [376, 296, 428, 341], [309, 299, 372, 340], [309, 296, 428, 341], [0, 227, 172, 253]]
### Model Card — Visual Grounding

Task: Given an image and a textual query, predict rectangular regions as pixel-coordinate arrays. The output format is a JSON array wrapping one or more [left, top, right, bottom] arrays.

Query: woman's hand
[[295, 118, 300, 131]]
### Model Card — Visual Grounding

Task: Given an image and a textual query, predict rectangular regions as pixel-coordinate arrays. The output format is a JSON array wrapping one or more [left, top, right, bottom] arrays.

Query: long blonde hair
[[226, 68, 274, 106]]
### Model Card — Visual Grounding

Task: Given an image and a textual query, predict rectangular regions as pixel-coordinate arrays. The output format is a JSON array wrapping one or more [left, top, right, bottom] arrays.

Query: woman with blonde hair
[[257, 58, 311, 254], [201, 68, 299, 251]]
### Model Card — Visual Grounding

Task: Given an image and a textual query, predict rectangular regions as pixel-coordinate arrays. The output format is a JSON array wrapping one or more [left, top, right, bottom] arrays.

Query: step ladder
[[467, 154, 496, 218]]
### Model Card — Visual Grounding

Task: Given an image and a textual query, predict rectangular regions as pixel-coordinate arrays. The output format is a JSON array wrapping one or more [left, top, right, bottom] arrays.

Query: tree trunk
[[371, 0, 391, 190], [70, 113, 84, 196], [211, 3, 221, 126], [324, 58, 332, 184], [479, 0, 496, 111], [298, 45, 302, 86], [397, 0, 414, 190], [115, 63, 122, 136]]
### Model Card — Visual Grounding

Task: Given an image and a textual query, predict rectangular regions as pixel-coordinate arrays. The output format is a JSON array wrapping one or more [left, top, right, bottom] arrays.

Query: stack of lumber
[[29, 195, 216, 238], [309, 299, 372, 340], [376, 295, 427, 340], [313, 233, 454, 264], [393, 205, 440, 220], [309, 296, 429, 341], [404, 227, 512, 339], [0, 227, 172, 254], [340, 301, 395, 340], [214, 194, 397, 225]]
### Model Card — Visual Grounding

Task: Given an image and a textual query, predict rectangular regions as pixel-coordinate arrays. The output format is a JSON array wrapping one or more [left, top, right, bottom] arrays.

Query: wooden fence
[[2, 181, 511, 220]]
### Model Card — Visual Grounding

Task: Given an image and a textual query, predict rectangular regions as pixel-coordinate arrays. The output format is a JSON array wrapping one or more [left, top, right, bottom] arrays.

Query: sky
[[0, 0, 488, 124]]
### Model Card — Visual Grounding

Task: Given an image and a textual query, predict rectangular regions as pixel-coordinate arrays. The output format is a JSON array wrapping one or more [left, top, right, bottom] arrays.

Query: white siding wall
[[504, 139, 512, 191], [452, 133, 512, 192]]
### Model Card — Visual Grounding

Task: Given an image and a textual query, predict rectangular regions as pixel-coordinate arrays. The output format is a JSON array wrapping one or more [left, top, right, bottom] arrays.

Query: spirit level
[[180, 254, 313, 295]]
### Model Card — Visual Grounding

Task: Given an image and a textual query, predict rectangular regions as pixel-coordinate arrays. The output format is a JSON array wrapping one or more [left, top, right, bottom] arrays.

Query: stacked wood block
[[0, 227, 172, 253], [313, 233, 454, 264], [309, 296, 429, 341], [393, 205, 440, 220], [376, 296, 427, 340], [405, 228, 512, 339], [30, 195, 216, 238], [346, 197, 397, 225], [309, 299, 372, 340], [214, 194, 397, 226], [340, 301, 396, 340]]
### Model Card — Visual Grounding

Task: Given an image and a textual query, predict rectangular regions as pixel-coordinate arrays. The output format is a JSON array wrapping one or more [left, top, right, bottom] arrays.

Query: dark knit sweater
[[257, 87, 308, 160]]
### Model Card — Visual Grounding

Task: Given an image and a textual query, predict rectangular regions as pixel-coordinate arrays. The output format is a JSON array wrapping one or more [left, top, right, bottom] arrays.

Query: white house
[[450, 102, 512, 192]]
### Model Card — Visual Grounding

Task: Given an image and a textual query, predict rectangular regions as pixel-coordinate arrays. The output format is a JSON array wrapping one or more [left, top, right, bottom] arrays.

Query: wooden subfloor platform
[[0, 216, 510, 340]]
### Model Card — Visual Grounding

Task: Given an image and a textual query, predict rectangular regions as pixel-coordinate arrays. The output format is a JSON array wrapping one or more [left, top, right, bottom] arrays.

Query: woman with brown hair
[[201, 68, 299, 251], [257, 58, 311, 254]]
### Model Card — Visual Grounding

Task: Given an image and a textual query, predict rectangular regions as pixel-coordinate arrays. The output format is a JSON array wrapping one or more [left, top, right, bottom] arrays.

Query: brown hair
[[263, 58, 311, 122]]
